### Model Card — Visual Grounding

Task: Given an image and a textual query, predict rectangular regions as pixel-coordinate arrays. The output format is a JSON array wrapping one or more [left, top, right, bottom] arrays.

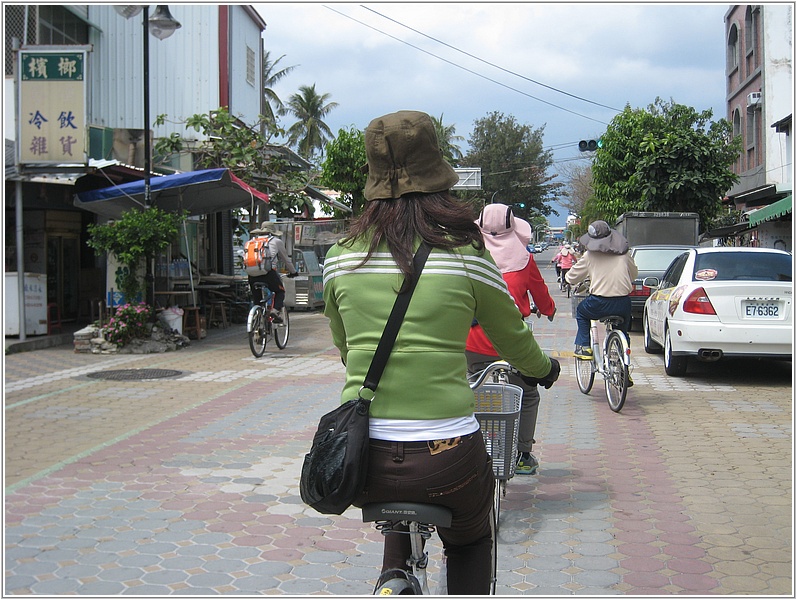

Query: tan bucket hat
[[363, 110, 459, 201], [250, 221, 282, 236]]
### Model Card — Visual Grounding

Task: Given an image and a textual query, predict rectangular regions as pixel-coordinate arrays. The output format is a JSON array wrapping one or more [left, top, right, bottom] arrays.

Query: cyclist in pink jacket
[[552, 244, 577, 283]]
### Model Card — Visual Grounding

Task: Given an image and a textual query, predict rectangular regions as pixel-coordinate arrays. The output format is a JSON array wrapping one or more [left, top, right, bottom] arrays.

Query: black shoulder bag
[[299, 243, 432, 515]]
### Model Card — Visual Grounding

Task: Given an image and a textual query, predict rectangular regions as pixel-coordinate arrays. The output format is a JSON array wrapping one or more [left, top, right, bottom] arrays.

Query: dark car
[[628, 245, 696, 328]]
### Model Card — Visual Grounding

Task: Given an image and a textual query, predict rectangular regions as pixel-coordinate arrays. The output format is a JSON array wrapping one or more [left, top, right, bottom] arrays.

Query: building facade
[[5, 5, 267, 328], [723, 4, 792, 250]]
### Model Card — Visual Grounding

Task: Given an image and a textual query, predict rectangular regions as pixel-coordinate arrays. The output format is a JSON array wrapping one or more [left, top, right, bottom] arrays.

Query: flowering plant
[[104, 303, 155, 346]]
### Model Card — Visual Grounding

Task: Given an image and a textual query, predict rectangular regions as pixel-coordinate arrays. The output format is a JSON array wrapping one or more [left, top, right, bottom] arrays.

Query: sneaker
[[574, 345, 593, 359], [515, 452, 539, 475], [270, 310, 283, 324], [627, 374, 634, 388]]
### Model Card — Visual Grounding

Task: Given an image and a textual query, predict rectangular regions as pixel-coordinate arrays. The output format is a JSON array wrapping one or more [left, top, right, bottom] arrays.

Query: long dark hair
[[341, 192, 484, 286]]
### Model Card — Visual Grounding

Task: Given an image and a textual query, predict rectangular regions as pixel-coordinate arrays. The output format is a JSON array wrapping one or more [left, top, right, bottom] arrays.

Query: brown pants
[[355, 433, 495, 595]]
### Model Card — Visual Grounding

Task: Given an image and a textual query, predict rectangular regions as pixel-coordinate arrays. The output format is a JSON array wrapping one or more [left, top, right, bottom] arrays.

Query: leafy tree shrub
[[87, 208, 185, 303]]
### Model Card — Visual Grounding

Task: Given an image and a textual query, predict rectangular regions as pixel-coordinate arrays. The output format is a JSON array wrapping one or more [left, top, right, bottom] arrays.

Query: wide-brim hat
[[362, 110, 460, 201], [250, 221, 282, 236], [579, 220, 628, 254], [477, 203, 532, 273]]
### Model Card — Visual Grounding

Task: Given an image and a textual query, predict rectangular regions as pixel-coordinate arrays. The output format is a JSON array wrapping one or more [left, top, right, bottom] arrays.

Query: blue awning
[[73, 168, 268, 219]]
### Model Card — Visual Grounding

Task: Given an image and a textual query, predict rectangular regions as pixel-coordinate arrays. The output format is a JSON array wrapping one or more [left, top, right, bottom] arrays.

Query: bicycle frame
[[575, 317, 631, 412], [362, 360, 514, 595], [247, 284, 289, 357]]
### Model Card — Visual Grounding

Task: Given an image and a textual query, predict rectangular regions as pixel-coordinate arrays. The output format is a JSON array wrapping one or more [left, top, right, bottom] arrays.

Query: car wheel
[[664, 327, 688, 377], [643, 311, 662, 354]]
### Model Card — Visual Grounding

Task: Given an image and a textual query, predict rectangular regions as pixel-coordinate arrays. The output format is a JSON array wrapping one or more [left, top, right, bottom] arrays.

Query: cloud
[[256, 2, 732, 223]]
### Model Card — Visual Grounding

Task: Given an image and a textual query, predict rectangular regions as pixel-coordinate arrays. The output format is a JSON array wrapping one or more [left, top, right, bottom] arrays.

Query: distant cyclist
[[245, 222, 298, 322], [552, 244, 577, 288]]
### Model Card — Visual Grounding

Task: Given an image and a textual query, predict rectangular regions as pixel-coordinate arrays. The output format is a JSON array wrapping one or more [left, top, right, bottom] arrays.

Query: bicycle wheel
[[248, 307, 267, 357], [604, 331, 628, 412], [490, 479, 501, 595], [574, 355, 595, 394], [274, 306, 290, 349]]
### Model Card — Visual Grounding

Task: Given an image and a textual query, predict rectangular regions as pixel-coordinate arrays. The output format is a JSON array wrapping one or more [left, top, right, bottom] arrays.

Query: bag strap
[[360, 242, 432, 397]]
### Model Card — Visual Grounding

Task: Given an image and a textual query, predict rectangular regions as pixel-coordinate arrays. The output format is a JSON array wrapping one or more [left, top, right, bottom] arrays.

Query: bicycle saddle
[[599, 315, 625, 326], [362, 502, 453, 527]]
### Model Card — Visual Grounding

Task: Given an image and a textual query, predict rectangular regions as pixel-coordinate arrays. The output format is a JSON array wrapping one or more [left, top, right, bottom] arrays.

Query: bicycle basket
[[571, 291, 588, 318], [473, 383, 522, 480]]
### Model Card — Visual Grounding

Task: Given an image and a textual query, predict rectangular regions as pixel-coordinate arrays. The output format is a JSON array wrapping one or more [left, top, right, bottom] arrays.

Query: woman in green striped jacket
[[322, 110, 560, 595]]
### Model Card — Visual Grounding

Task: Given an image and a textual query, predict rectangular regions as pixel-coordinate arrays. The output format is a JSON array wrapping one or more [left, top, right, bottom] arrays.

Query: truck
[[613, 212, 701, 330], [613, 211, 700, 247]]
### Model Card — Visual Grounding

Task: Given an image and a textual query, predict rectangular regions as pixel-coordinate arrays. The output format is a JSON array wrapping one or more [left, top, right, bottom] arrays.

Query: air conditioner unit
[[747, 92, 762, 108]]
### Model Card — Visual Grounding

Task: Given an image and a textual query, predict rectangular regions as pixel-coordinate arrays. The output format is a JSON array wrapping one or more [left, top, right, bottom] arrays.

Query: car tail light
[[629, 282, 650, 298], [682, 287, 716, 315]]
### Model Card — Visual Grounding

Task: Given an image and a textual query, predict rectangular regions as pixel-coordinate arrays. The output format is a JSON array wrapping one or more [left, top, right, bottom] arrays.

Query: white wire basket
[[571, 292, 588, 318], [473, 382, 523, 480]]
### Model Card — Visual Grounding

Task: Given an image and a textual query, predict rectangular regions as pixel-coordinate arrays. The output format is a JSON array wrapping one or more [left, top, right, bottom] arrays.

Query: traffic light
[[578, 139, 602, 152]]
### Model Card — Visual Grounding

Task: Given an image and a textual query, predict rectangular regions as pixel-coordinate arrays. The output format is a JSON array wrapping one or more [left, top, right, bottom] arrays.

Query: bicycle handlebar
[[469, 358, 561, 390], [468, 360, 514, 390]]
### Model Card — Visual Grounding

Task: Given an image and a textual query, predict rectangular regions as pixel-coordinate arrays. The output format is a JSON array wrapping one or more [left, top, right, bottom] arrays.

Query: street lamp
[[115, 5, 181, 207], [115, 5, 181, 308]]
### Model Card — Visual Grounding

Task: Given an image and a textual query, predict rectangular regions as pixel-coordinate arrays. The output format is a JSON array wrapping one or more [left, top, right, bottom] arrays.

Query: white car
[[642, 247, 792, 376]]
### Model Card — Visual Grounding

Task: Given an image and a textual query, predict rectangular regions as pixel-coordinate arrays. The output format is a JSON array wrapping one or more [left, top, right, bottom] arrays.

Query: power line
[[323, 5, 609, 126], [362, 5, 622, 113]]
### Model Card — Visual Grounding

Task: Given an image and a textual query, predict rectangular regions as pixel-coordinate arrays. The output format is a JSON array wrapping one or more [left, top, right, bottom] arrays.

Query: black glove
[[287, 272, 299, 278], [520, 357, 561, 389]]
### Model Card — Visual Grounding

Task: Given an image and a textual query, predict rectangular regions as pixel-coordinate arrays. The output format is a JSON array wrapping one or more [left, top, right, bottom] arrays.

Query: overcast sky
[[253, 2, 730, 225]]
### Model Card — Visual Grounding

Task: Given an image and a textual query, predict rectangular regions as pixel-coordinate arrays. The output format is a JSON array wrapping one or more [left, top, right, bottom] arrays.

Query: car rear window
[[693, 252, 792, 282], [632, 249, 689, 270]]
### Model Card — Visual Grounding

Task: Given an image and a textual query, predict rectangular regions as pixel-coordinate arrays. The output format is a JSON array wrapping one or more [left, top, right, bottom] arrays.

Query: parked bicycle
[[361, 360, 522, 595], [571, 282, 631, 412], [247, 283, 289, 357]]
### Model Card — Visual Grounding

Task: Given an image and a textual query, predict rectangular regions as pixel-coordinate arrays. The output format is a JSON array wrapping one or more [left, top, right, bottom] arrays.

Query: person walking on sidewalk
[[466, 203, 557, 476], [322, 110, 561, 595], [565, 220, 638, 380], [246, 223, 298, 322]]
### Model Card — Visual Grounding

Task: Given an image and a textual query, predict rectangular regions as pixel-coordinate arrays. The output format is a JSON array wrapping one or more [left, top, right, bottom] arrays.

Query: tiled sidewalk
[[4, 298, 793, 595]]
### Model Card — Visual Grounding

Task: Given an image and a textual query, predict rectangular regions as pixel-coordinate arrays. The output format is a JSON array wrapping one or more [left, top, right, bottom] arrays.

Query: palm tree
[[431, 113, 464, 166], [283, 84, 339, 160], [262, 51, 297, 123]]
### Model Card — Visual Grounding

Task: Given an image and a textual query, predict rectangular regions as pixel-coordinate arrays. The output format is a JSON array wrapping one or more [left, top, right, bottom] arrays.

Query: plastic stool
[[183, 306, 202, 340], [207, 301, 229, 329], [47, 302, 63, 335]]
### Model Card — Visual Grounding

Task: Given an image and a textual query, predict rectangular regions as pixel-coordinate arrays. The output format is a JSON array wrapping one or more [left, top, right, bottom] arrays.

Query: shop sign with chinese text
[[18, 48, 88, 165]]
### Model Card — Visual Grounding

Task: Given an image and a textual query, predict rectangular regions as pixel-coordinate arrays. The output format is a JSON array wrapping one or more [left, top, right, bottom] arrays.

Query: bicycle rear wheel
[[274, 306, 290, 349], [604, 331, 629, 412], [575, 356, 595, 394], [490, 480, 501, 595], [248, 307, 267, 357]]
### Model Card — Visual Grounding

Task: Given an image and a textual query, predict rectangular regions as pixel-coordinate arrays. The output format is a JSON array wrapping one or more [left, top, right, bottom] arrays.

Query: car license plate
[[742, 301, 780, 318]]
